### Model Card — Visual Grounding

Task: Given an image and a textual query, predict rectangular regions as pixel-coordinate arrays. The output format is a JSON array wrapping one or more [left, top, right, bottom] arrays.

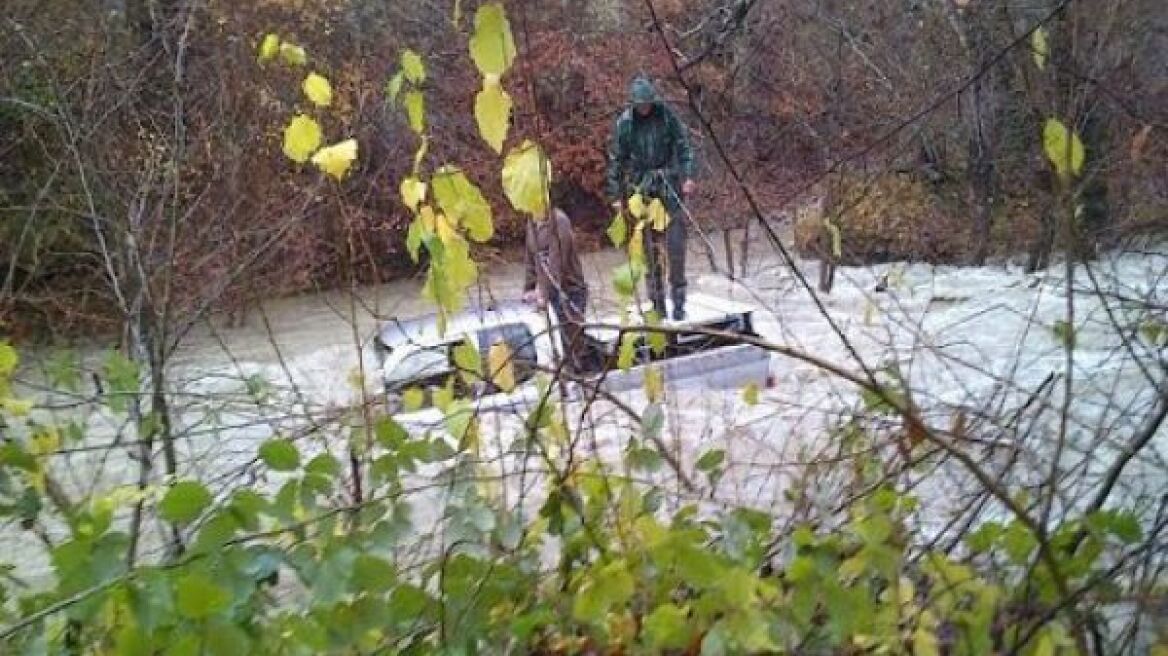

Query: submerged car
[[371, 293, 772, 429]]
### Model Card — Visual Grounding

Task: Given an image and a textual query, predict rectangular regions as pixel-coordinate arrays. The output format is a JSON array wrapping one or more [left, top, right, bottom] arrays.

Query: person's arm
[[605, 116, 628, 206]]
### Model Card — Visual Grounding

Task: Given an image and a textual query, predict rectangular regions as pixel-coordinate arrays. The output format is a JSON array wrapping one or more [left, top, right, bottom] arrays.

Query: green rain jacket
[[605, 76, 696, 203]]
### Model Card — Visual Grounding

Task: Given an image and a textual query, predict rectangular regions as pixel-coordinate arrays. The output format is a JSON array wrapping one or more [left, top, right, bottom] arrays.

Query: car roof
[[377, 301, 542, 349]]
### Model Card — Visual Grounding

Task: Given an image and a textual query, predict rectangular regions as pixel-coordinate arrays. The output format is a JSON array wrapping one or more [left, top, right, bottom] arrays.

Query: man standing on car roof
[[606, 74, 697, 321], [522, 187, 591, 373]]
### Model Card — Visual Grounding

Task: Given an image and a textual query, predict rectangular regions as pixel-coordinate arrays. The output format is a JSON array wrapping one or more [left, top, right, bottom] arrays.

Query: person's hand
[[681, 178, 697, 196]]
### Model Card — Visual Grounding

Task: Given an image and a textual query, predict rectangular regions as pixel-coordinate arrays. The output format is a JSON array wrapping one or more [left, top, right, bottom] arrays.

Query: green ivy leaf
[[644, 603, 691, 650], [175, 573, 231, 619], [385, 71, 405, 104], [612, 263, 642, 298], [259, 438, 300, 471], [159, 481, 212, 524], [375, 415, 409, 449], [305, 453, 340, 478], [469, 3, 516, 77]]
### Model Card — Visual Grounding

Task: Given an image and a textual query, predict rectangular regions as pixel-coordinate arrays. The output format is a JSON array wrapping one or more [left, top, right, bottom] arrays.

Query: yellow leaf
[[1032, 27, 1049, 70], [404, 90, 426, 134], [401, 49, 426, 84], [469, 3, 516, 77], [30, 426, 60, 456], [386, 71, 405, 104], [629, 220, 646, 267], [282, 114, 322, 163], [434, 212, 459, 246], [402, 387, 425, 411], [419, 204, 438, 232], [487, 340, 516, 392], [311, 139, 358, 180], [742, 382, 759, 406], [501, 140, 552, 219], [648, 197, 669, 231], [913, 628, 939, 656], [628, 193, 646, 219], [475, 78, 512, 154], [257, 34, 280, 63], [1043, 118, 1085, 180], [279, 42, 307, 67], [400, 176, 427, 211], [1, 397, 33, 416], [644, 367, 664, 402], [303, 72, 333, 107], [432, 166, 494, 242]]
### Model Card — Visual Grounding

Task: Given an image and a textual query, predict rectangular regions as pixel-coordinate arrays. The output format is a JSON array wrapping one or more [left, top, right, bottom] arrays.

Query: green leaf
[[1043, 118, 1085, 180], [374, 415, 409, 448], [352, 554, 396, 593], [404, 90, 426, 134], [475, 79, 512, 154], [386, 71, 405, 104], [627, 445, 663, 472], [1052, 320, 1075, 349], [159, 481, 212, 524], [401, 49, 426, 84], [572, 560, 634, 623], [1003, 521, 1037, 564], [642, 402, 665, 440], [502, 140, 552, 219], [0, 341, 18, 381], [402, 387, 425, 411], [283, 114, 322, 164], [1032, 27, 1049, 70], [175, 573, 230, 619], [205, 620, 250, 656], [607, 212, 628, 247], [612, 263, 642, 298], [966, 522, 1003, 552], [279, 42, 307, 67], [102, 350, 140, 413], [259, 438, 300, 471], [742, 382, 760, 405], [644, 604, 691, 650], [618, 332, 639, 370], [432, 166, 494, 242], [452, 337, 483, 384], [695, 449, 726, 472], [469, 3, 517, 77]]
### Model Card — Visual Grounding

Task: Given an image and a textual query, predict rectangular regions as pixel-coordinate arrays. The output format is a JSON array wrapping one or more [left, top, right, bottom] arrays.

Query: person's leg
[[666, 203, 688, 320], [643, 226, 667, 317]]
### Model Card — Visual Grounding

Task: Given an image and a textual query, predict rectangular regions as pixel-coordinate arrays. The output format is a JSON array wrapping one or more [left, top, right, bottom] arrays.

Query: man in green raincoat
[[606, 75, 697, 321]]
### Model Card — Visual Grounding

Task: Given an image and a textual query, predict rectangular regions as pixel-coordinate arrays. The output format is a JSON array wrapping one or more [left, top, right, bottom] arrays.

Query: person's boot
[[671, 290, 686, 322]]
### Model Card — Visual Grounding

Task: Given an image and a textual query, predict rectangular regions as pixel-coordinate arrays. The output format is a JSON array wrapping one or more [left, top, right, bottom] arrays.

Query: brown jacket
[[524, 207, 587, 301]]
